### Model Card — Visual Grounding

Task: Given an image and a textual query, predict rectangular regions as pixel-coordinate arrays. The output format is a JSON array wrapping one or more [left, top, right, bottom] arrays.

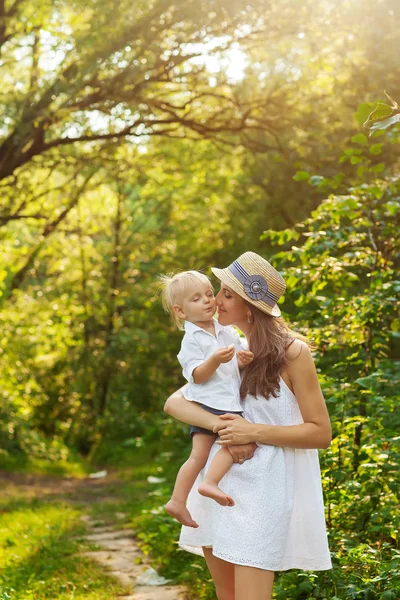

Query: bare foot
[[198, 482, 235, 506], [165, 499, 199, 528]]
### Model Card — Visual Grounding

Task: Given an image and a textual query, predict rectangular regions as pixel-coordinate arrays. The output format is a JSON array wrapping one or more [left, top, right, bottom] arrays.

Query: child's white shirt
[[177, 319, 244, 412]]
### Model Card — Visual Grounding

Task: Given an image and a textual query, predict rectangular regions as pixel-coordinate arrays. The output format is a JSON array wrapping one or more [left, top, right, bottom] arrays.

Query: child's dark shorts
[[190, 402, 244, 437]]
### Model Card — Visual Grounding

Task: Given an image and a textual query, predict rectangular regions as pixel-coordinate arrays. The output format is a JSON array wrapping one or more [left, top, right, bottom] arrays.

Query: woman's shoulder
[[283, 340, 313, 393], [285, 338, 310, 362]]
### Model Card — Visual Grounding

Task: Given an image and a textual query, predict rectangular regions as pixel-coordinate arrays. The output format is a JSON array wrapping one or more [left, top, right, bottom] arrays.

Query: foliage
[[1, 0, 400, 459], [364, 93, 400, 136], [261, 126, 400, 599], [128, 103, 400, 600], [0, 0, 400, 597]]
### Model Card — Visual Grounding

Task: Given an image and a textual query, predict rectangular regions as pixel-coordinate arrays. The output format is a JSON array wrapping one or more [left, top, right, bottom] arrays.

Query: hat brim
[[211, 267, 281, 317]]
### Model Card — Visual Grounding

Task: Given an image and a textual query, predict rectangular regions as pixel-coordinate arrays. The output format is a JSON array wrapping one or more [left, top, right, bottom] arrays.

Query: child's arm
[[192, 345, 235, 384], [227, 443, 258, 463], [178, 336, 235, 385]]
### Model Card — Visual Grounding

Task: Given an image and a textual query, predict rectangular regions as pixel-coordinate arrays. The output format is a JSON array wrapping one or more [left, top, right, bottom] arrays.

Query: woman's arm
[[164, 388, 257, 462], [215, 341, 332, 450]]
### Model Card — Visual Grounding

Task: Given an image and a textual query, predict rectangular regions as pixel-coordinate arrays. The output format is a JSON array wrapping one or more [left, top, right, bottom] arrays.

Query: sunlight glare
[[189, 41, 247, 83]]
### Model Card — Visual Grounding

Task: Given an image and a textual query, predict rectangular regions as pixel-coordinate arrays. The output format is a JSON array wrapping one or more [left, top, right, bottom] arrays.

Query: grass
[[0, 439, 193, 600], [0, 444, 149, 600], [0, 498, 128, 600], [1, 433, 399, 600], [0, 450, 89, 478]]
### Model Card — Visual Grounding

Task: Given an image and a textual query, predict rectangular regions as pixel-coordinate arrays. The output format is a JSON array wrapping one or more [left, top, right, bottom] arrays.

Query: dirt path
[[0, 471, 187, 600], [81, 515, 186, 599]]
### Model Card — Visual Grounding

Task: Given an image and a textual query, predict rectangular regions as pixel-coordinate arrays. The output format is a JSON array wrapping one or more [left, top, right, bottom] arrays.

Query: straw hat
[[211, 251, 286, 317]]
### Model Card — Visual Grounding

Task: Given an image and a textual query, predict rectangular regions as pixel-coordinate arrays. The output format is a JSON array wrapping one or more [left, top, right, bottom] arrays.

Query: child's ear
[[173, 304, 186, 320]]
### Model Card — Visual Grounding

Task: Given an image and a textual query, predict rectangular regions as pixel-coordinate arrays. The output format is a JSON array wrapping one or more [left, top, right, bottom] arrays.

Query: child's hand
[[236, 350, 254, 369], [213, 344, 235, 365]]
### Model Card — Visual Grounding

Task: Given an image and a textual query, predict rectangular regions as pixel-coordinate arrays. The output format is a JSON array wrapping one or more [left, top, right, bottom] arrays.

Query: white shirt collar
[[184, 318, 224, 336]]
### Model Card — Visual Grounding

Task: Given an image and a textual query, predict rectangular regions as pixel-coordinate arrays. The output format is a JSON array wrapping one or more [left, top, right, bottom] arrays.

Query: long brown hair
[[240, 304, 315, 400]]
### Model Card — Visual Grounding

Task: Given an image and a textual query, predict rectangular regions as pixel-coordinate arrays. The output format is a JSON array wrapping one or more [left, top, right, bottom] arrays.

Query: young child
[[159, 270, 254, 528]]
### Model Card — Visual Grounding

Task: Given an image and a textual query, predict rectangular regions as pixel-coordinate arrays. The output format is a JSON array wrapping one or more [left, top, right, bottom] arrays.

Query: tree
[[0, 0, 305, 183]]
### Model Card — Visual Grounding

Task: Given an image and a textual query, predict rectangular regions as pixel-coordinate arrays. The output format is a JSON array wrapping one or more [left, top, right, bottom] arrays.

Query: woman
[[164, 251, 332, 600]]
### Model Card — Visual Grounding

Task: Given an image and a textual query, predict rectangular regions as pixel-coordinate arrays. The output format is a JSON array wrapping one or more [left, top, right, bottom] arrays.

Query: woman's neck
[[235, 319, 252, 339]]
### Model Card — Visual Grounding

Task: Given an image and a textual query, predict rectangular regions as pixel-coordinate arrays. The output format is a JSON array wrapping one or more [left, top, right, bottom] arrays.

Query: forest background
[[0, 0, 399, 599]]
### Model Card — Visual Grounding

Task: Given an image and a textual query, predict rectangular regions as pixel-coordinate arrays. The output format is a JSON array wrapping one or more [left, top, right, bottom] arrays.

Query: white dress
[[179, 376, 332, 571]]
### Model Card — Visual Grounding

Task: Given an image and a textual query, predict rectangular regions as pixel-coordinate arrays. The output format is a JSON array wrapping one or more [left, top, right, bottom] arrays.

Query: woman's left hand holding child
[[214, 414, 257, 445]]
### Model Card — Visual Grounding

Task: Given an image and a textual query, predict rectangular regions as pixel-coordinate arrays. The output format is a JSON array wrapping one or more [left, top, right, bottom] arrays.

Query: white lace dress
[[179, 377, 332, 571]]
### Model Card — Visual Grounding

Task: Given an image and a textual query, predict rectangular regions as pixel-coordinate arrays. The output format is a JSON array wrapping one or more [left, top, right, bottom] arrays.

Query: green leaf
[[352, 133, 368, 146], [384, 201, 399, 216], [293, 171, 310, 181], [364, 102, 393, 126], [356, 102, 376, 127], [297, 581, 314, 592], [369, 143, 383, 155], [369, 162, 385, 173], [355, 372, 381, 389]]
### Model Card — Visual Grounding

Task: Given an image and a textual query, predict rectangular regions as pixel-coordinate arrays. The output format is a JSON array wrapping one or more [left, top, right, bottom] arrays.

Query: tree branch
[[0, 212, 48, 224], [6, 171, 95, 296]]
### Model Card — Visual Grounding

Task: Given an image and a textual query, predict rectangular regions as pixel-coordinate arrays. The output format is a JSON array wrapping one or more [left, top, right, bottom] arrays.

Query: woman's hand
[[227, 442, 257, 464], [214, 414, 257, 445]]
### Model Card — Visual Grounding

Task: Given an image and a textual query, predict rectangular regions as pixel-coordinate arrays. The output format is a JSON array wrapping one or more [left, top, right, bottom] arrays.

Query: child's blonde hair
[[159, 270, 213, 329]]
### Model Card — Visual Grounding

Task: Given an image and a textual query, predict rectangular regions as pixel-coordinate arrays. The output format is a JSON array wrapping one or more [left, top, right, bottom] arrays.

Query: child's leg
[[165, 433, 215, 528], [198, 446, 235, 506]]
